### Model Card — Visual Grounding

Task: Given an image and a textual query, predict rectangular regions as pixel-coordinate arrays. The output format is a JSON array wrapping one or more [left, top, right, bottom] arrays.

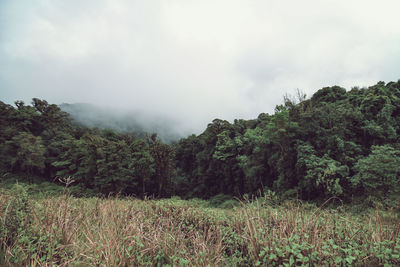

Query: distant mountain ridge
[[59, 103, 183, 143]]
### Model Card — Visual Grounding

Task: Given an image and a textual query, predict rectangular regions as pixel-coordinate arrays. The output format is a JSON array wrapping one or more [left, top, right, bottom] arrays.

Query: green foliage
[[296, 142, 348, 198], [129, 138, 155, 197], [0, 184, 30, 246], [208, 194, 235, 208], [6, 132, 46, 176], [1, 188, 399, 266], [1, 80, 400, 200], [149, 134, 175, 197], [218, 199, 240, 209], [352, 145, 400, 196], [311, 85, 347, 103]]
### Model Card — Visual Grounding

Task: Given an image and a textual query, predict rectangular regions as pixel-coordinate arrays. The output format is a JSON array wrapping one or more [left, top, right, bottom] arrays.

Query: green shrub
[[218, 199, 240, 209], [209, 194, 233, 207], [352, 145, 400, 197], [0, 184, 31, 246]]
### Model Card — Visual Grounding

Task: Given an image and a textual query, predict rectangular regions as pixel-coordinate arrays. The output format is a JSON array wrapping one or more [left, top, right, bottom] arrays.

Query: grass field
[[1, 184, 400, 266]]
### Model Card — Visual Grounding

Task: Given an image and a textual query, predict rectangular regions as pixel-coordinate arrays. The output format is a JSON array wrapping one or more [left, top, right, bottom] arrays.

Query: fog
[[59, 103, 186, 142], [1, 0, 400, 135]]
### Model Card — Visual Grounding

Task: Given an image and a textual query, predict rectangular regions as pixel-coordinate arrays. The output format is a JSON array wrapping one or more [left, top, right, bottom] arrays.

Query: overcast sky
[[1, 0, 400, 134]]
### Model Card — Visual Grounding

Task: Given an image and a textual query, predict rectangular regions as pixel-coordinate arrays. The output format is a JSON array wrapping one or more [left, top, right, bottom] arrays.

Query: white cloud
[[1, 0, 399, 134]]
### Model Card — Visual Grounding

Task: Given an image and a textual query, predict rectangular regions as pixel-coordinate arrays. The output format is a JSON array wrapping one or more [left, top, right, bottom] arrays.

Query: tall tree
[[149, 134, 175, 197], [6, 132, 46, 180]]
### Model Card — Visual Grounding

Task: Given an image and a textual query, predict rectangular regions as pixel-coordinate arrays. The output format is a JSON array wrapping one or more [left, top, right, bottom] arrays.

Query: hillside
[[0, 80, 399, 201], [59, 103, 184, 143]]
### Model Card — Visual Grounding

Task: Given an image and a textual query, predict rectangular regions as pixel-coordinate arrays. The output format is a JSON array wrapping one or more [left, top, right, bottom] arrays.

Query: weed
[[1, 184, 399, 266]]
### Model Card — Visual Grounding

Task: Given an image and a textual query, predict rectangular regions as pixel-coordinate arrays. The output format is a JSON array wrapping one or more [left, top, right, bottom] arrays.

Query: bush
[[209, 194, 233, 207], [0, 184, 31, 246], [218, 199, 240, 209], [352, 145, 400, 197]]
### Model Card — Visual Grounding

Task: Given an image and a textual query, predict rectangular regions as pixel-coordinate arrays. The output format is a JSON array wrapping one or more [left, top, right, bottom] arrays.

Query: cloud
[[1, 0, 400, 135]]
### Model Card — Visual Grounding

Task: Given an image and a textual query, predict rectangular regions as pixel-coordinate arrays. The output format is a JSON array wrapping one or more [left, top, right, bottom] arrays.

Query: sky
[[1, 0, 400, 135]]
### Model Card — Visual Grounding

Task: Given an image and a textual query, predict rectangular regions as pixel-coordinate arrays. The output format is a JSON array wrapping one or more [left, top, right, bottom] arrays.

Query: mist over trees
[[1, 80, 399, 200], [59, 103, 185, 143]]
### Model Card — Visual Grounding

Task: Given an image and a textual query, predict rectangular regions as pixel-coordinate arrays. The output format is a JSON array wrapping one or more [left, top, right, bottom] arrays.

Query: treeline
[[1, 80, 400, 200], [0, 99, 174, 197]]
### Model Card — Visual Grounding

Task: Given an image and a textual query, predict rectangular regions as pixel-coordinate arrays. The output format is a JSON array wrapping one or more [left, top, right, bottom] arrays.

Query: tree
[[52, 134, 100, 188], [264, 105, 299, 192], [311, 86, 346, 104], [7, 132, 46, 179], [351, 145, 400, 196], [149, 134, 175, 197], [238, 126, 274, 193], [296, 142, 348, 198], [129, 138, 154, 198]]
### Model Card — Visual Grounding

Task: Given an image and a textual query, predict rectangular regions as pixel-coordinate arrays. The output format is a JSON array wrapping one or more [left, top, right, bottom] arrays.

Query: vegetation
[[0, 184, 399, 266], [0, 80, 400, 265], [1, 80, 399, 201]]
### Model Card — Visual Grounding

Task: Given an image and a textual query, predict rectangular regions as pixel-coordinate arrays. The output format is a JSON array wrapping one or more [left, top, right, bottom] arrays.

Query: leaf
[[345, 257, 354, 264], [289, 255, 295, 266]]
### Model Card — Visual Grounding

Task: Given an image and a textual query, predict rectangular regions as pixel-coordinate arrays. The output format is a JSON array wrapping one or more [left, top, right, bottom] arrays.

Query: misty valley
[[1, 80, 400, 266]]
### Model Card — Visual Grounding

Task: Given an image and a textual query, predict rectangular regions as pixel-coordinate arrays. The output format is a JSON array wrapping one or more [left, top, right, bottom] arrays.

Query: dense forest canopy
[[1, 80, 399, 200]]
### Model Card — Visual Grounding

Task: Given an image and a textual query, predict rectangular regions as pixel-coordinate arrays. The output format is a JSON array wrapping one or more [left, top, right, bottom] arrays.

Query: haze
[[1, 0, 400, 135]]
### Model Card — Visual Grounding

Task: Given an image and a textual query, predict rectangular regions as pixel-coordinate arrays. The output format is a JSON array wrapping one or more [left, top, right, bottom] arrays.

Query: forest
[[1, 80, 400, 201], [1, 80, 400, 266]]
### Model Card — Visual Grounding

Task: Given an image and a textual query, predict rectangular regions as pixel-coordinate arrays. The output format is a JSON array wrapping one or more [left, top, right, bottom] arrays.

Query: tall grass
[[0, 186, 399, 266]]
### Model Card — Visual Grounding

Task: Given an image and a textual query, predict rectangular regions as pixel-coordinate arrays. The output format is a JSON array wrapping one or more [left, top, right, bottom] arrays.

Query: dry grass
[[1, 188, 399, 266]]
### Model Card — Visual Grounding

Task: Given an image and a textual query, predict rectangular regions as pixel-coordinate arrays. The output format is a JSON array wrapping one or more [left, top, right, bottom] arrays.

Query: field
[[1, 184, 400, 266]]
